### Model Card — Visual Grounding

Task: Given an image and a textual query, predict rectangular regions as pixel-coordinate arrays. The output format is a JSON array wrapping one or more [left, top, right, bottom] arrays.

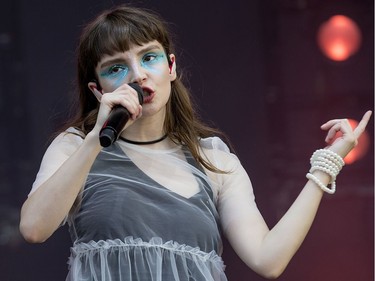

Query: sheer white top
[[30, 128, 260, 281]]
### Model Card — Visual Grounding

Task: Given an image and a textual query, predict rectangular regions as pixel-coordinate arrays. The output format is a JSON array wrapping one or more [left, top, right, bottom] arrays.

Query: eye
[[101, 64, 128, 78], [108, 65, 127, 75], [143, 53, 158, 63]]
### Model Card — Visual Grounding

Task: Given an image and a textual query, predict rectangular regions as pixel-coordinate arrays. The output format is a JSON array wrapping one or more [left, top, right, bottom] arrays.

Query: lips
[[141, 86, 155, 103]]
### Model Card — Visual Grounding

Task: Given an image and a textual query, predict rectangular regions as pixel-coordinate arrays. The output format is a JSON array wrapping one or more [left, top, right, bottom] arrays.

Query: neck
[[121, 109, 166, 140]]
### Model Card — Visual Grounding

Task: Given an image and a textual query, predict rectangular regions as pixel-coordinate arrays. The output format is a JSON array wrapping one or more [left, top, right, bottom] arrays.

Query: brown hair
[[65, 5, 230, 173]]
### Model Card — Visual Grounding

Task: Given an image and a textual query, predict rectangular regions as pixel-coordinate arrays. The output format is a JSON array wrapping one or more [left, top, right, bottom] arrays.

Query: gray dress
[[65, 142, 227, 281]]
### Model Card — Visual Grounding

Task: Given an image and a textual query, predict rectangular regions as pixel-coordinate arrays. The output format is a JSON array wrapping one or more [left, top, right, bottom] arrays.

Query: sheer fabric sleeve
[[200, 137, 263, 237], [29, 128, 84, 196]]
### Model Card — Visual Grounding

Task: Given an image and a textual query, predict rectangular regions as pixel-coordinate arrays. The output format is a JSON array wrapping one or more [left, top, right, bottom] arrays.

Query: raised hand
[[320, 110, 372, 158]]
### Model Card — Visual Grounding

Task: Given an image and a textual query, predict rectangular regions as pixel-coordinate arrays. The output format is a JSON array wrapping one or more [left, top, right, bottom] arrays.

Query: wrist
[[306, 149, 345, 194], [84, 131, 103, 151], [310, 170, 330, 183]]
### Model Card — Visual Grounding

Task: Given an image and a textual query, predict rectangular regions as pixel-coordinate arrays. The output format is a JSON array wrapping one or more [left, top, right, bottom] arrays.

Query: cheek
[[146, 64, 168, 78], [143, 57, 170, 78], [99, 76, 127, 92]]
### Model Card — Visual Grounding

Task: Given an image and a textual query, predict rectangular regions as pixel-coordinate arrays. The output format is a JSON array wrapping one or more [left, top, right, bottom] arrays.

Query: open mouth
[[141, 87, 155, 103], [142, 86, 152, 96]]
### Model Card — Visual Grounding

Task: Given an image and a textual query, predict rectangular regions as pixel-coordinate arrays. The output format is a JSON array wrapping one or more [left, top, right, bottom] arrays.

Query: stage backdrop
[[0, 0, 373, 280]]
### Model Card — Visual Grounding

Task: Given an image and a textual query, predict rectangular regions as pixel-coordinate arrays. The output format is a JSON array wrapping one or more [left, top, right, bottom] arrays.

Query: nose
[[129, 62, 147, 84]]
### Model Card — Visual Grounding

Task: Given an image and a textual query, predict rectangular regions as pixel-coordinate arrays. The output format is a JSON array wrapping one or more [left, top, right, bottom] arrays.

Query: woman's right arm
[[20, 83, 143, 243], [19, 131, 102, 243]]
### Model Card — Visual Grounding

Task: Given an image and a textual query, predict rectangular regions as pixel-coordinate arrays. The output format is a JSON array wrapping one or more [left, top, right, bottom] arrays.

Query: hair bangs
[[89, 11, 170, 67]]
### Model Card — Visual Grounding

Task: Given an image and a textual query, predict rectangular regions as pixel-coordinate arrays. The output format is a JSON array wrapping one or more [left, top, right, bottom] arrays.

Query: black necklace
[[119, 134, 168, 145]]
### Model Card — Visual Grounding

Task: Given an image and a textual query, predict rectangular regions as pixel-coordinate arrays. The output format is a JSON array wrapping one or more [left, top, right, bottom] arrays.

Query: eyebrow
[[99, 44, 164, 69]]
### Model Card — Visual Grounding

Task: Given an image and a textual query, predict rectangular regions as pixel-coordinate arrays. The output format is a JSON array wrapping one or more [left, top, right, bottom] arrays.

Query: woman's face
[[91, 40, 176, 117]]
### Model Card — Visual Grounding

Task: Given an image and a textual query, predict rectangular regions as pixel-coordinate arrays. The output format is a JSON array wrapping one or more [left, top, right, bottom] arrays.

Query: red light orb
[[317, 15, 362, 61]]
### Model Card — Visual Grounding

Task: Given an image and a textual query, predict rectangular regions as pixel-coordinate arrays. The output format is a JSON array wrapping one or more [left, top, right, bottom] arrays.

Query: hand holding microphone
[[99, 83, 144, 147]]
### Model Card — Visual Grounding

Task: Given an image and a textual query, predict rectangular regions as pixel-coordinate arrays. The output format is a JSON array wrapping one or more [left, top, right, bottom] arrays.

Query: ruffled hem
[[67, 236, 227, 281], [71, 236, 224, 265]]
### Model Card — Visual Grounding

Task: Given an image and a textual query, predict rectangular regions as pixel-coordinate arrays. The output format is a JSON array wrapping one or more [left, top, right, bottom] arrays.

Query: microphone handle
[[99, 83, 144, 147], [99, 107, 131, 147]]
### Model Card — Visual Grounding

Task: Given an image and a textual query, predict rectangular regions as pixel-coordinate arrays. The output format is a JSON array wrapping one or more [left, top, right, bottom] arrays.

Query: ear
[[88, 81, 103, 101], [168, 54, 177, 81]]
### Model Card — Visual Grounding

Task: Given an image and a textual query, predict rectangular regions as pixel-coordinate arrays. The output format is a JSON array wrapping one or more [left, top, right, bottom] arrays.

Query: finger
[[321, 119, 340, 129], [323, 118, 353, 142], [325, 123, 342, 143], [101, 92, 138, 115], [110, 85, 141, 107], [119, 98, 141, 118], [114, 83, 139, 98], [135, 105, 143, 119], [353, 110, 372, 138], [121, 84, 142, 106]]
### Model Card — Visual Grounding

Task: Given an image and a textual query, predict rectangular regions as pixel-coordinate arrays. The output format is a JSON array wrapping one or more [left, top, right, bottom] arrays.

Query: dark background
[[0, 0, 373, 280]]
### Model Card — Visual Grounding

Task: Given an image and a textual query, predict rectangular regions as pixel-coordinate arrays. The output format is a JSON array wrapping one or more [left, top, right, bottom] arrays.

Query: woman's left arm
[[219, 111, 372, 279]]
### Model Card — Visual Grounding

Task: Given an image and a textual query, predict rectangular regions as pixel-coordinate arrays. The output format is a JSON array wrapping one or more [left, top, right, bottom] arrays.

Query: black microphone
[[99, 83, 144, 147]]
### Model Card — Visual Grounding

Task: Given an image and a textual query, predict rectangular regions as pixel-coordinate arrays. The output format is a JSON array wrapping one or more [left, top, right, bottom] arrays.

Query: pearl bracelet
[[310, 149, 345, 168], [306, 149, 345, 194], [306, 173, 336, 194]]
